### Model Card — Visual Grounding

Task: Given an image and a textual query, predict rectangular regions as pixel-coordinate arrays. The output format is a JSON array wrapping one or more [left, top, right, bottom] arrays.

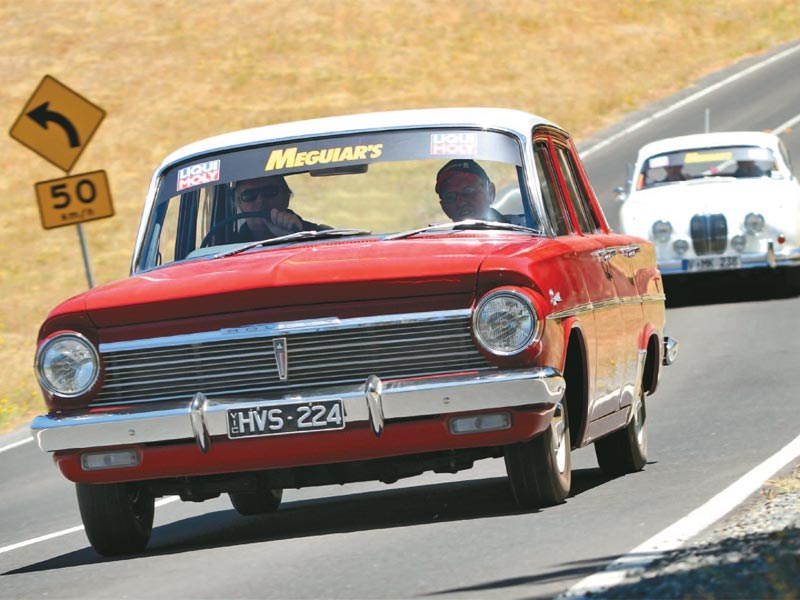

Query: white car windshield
[[637, 145, 777, 190], [136, 129, 538, 272]]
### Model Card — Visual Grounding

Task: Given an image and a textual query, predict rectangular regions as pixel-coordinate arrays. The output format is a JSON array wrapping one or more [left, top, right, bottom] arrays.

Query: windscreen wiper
[[214, 229, 372, 258], [385, 219, 541, 240]]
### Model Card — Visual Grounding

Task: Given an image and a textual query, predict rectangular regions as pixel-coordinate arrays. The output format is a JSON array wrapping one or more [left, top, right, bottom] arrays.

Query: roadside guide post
[[9, 75, 113, 288]]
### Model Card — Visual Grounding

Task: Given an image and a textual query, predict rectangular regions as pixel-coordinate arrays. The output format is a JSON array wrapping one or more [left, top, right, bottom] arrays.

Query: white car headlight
[[35, 333, 100, 397], [672, 239, 689, 256], [744, 213, 765, 234], [652, 220, 673, 243], [473, 290, 538, 356], [731, 235, 747, 252]]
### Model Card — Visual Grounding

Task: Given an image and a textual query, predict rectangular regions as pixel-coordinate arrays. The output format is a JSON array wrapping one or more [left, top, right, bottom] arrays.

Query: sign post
[[9, 75, 112, 288]]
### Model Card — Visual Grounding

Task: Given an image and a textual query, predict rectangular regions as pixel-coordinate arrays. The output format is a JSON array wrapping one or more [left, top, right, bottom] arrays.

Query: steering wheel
[[200, 212, 267, 248]]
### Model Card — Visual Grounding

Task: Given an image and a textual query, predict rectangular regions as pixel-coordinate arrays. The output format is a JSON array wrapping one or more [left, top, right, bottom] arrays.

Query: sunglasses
[[438, 186, 484, 206], [238, 184, 284, 204]]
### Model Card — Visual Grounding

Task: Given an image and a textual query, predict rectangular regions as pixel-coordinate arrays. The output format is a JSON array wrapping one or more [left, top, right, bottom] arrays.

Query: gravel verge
[[584, 461, 800, 599]]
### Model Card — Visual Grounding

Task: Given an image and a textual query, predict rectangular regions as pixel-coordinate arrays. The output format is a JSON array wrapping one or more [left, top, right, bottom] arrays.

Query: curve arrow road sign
[[26, 101, 81, 148], [9, 75, 105, 172]]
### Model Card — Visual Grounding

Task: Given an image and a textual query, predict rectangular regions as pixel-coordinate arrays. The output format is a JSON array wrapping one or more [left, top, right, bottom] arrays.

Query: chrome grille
[[94, 312, 490, 406], [690, 213, 728, 255]]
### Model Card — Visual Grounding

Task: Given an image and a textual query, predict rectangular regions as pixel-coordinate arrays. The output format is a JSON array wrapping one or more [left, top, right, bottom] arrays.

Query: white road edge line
[[560, 433, 800, 598], [0, 496, 180, 556], [579, 41, 800, 159], [0, 437, 33, 454], [772, 112, 800, 135]]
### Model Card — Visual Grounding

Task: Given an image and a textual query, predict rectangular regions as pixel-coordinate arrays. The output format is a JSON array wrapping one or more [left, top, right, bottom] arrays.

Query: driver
[[435, 159, 507, 222], [233, 175, 326, 241]]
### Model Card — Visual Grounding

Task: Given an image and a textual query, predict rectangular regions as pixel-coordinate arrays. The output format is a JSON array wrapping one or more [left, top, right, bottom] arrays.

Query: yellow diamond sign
[[10, 75, 106, 172]]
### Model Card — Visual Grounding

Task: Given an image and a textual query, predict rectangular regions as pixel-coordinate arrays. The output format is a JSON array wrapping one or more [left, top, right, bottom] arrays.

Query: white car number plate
[[682, 256, 741, 272], [227, 399, 344, 438]]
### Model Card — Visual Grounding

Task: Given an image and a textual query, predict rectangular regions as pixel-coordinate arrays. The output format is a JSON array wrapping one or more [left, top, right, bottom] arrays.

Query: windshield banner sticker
[[177, 160, 221, 191], [265, 144, 383, 171], [430, 132, 478, 156], [684, 151, 733, 164], [158, 130, 521, 203]]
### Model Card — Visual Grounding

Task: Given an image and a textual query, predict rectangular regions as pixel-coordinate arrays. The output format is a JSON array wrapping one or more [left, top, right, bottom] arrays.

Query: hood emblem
[[273, 337, 288, 380], [549, 289, 562, 306]]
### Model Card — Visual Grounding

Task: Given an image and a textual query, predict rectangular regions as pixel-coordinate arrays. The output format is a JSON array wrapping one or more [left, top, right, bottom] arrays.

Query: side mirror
[[614, 186, 627, 202]]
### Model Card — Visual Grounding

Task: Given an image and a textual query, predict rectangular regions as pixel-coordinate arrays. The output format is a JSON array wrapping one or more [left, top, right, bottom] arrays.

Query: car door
[[534, 134, 624, 421], [554, 138, 645, 412]]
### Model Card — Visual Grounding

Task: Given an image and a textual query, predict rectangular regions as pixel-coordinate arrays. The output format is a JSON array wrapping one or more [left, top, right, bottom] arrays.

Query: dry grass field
[[1, 0, 799, 433]]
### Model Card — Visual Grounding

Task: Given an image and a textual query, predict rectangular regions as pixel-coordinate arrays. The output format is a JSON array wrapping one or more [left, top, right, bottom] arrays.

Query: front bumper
[[658, 245, 800, 275], [31, 367, 565, 453]]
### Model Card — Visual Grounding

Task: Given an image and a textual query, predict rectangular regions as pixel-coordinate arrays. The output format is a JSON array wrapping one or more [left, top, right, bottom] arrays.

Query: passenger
[[663, 164, 687, 182], [233, 175, 327, 241], [733, 160, 765, 178], [435, 159, 507, 222]]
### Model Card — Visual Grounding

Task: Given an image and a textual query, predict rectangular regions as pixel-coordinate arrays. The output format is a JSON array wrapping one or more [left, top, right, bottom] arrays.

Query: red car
[[32, 108, 677, 556]]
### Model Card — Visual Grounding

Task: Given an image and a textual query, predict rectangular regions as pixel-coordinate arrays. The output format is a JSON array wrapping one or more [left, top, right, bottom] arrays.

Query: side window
[[555, 146, 601, 233], [534, 141, 570, 236]]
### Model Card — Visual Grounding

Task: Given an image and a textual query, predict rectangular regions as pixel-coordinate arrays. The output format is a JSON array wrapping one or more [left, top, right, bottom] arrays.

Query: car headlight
[[652, 220, 673, 243], [672, 239, 689, 256], [744, 213, 765, 234], [35, 333, 100, 397], [731, 235, 747, 252], [473, 290, 539, 356]]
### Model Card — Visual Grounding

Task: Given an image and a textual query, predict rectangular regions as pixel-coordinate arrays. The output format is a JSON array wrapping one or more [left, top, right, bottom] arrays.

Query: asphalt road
[[2, 40, 800, 599]]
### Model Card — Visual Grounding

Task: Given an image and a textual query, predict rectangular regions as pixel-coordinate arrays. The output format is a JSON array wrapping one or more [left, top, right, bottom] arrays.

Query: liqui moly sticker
[[430, 133, 478, 156], [177, 160, 221, 191]]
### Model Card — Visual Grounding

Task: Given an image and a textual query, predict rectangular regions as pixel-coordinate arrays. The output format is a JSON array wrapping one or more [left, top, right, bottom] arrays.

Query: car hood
[[620, 177, 800, 236], [65, 236, 545, 328]]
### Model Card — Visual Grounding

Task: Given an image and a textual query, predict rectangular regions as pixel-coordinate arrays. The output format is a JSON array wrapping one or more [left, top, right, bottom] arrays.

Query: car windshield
[[135, 128, 536, 272], [636, 145, 777, 190]]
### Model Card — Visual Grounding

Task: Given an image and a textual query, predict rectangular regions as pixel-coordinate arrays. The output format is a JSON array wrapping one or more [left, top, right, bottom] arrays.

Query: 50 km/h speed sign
[[35, 171, 114, 230]]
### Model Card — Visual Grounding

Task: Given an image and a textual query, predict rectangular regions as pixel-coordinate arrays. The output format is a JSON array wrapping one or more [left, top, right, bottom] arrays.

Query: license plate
[[682, 255, 741, 272], [227, 399, 344, 439]]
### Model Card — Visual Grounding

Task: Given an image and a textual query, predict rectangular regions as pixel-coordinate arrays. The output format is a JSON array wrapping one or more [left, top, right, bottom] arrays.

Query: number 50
[[51, 179, 97, 209], [35, 170, 114, 230]]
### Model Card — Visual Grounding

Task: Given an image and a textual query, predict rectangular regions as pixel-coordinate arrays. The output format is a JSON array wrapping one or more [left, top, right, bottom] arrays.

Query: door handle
[[621, 245, 641, 258], [593, 248, 617, 262]]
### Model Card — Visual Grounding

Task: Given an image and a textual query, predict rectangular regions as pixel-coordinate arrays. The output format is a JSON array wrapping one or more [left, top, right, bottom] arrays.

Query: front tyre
[[76, 482, 154, 557], [504, 399, 571, 509], [595, 390, 648, 477]]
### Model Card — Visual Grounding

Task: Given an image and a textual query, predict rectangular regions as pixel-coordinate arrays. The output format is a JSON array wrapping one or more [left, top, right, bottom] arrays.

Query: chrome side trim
[[548, 293, 665, 321], [641, 293, 667, 303], [548, 302, 593, 320], [31, 367, 565, 452]]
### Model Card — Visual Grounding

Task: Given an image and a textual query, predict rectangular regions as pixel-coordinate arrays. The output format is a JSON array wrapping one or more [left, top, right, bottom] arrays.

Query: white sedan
[[618, 131, 800, 284]]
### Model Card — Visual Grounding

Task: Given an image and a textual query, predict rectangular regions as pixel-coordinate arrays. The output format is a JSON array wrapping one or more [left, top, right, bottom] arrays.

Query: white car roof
[[636, 131, 782, 161], [158, 107, 557, 170]]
